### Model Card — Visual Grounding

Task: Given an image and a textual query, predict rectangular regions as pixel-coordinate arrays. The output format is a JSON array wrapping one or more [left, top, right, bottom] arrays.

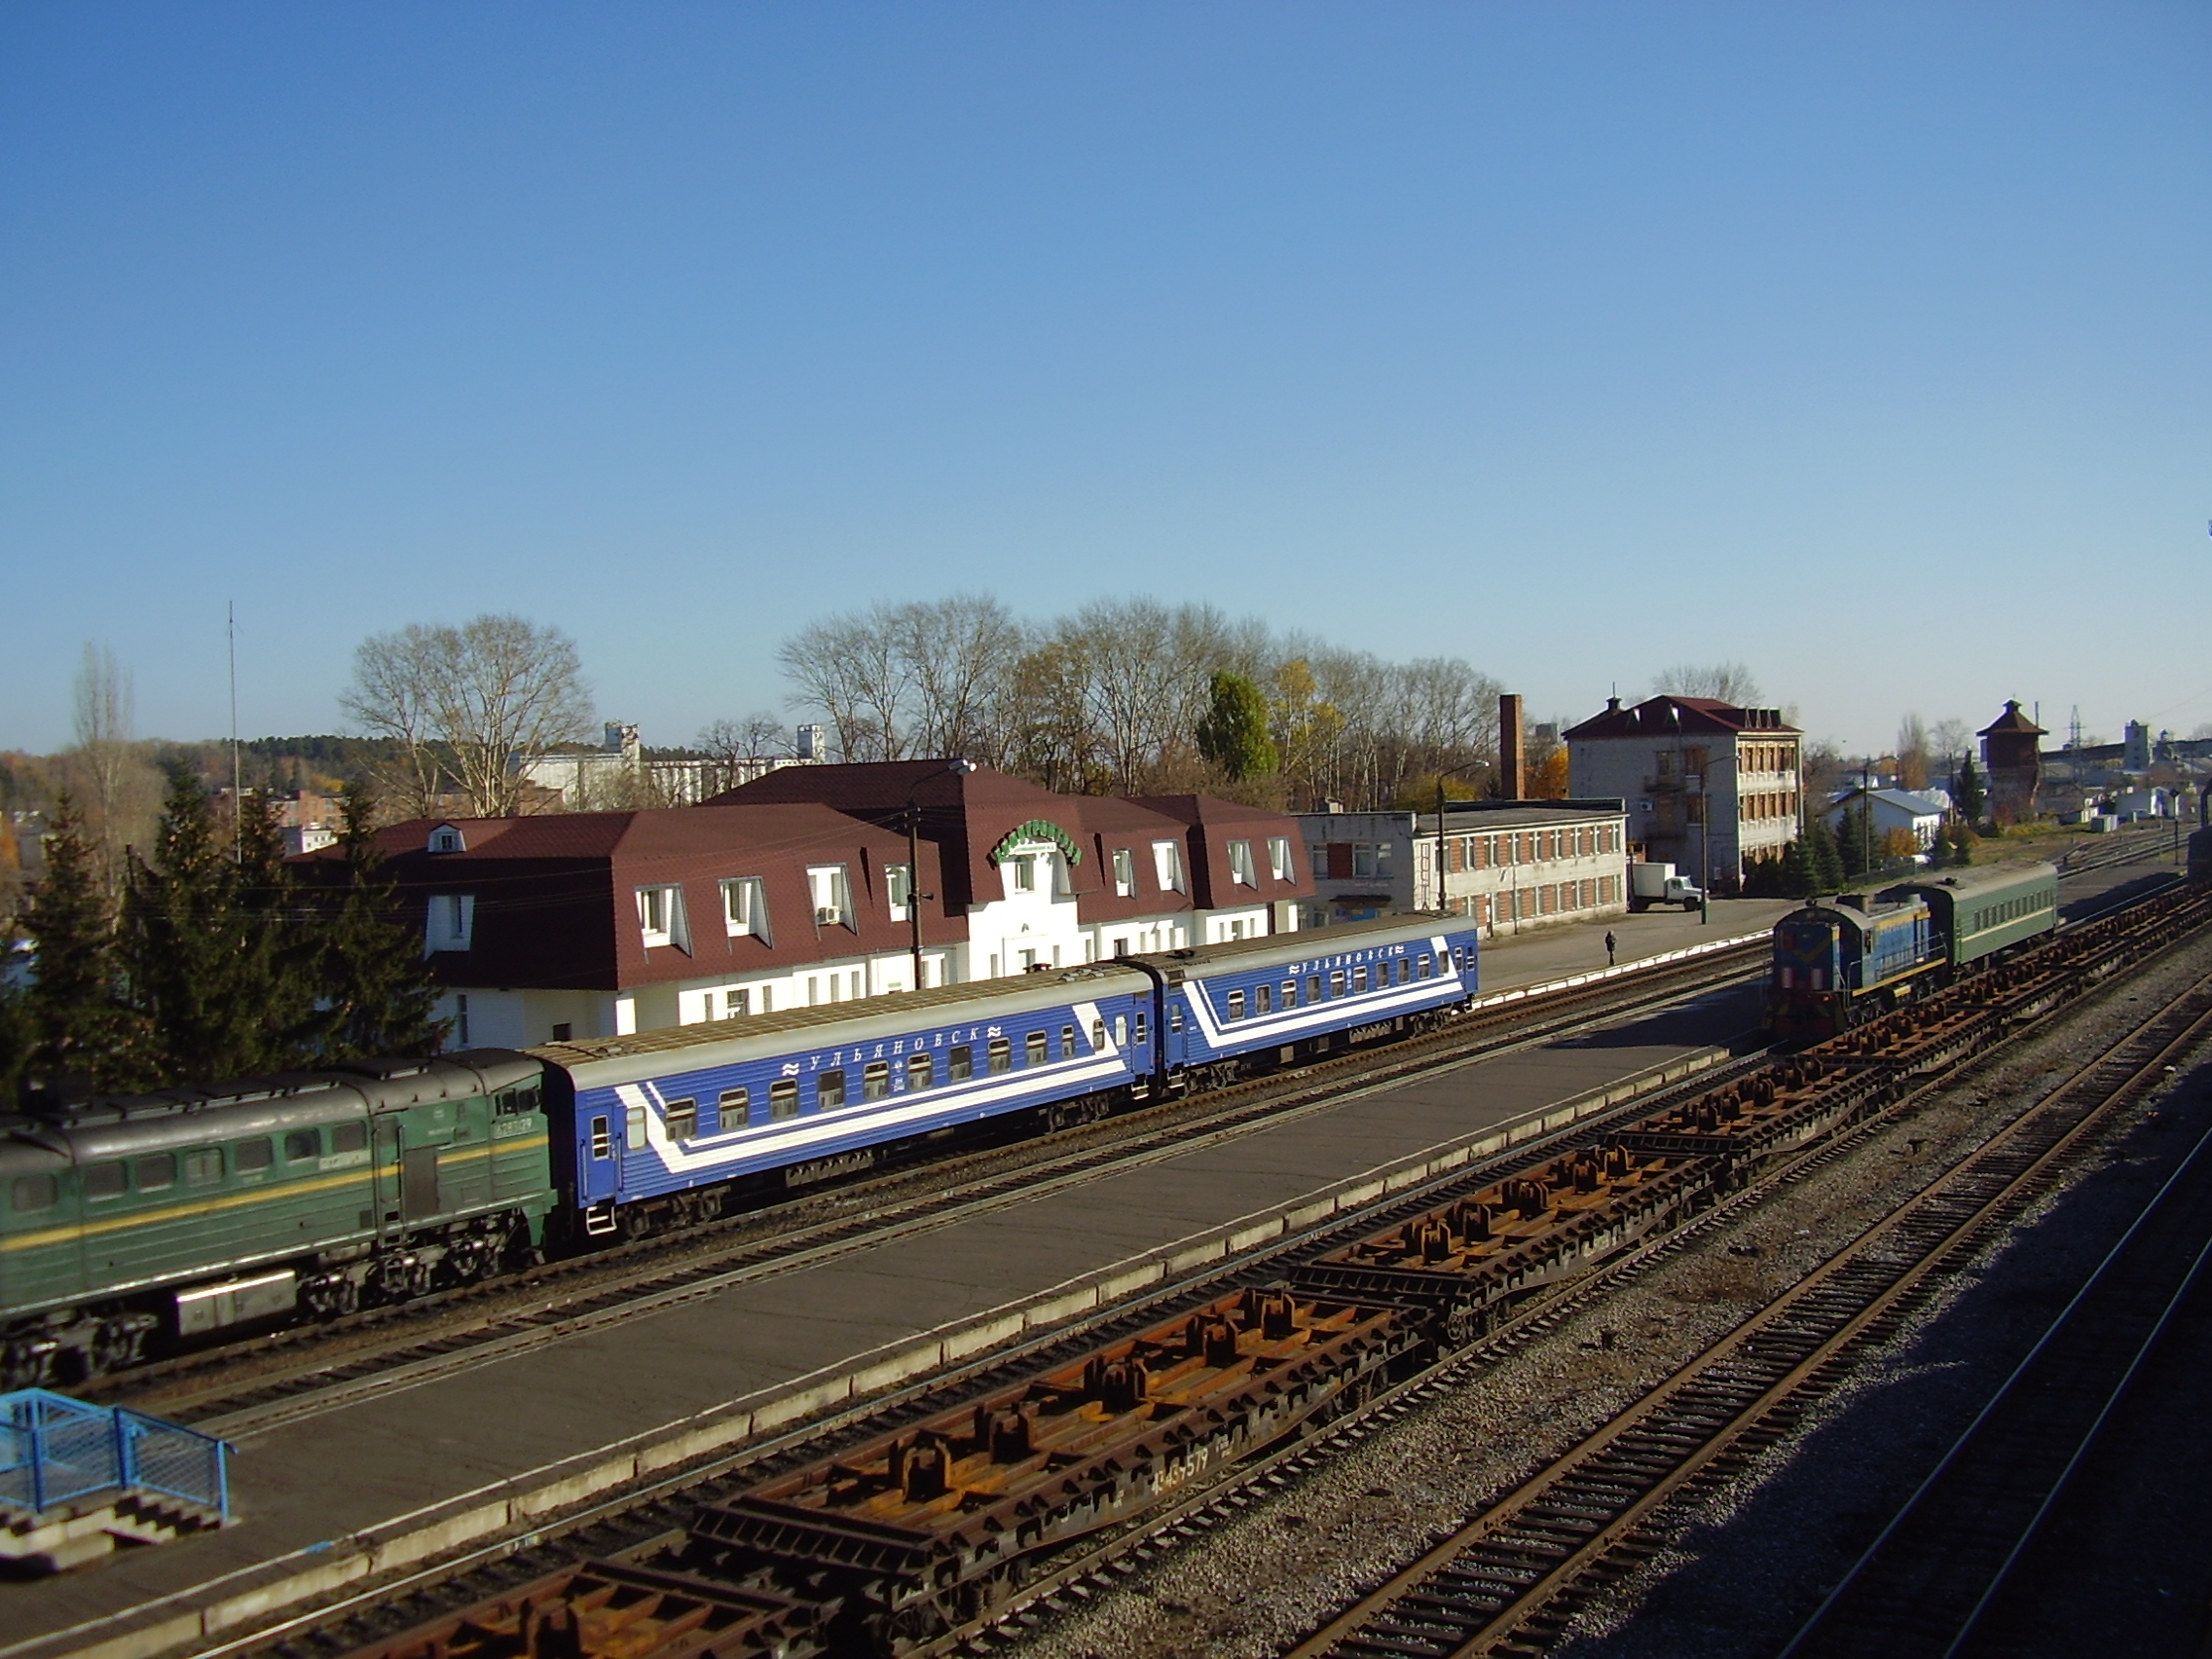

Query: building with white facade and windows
[[1299, 799, 1630, 936], [295, 762, 1312, 1047], [1826, 787, 1947, 852], [1565, 695, 1801, 892]]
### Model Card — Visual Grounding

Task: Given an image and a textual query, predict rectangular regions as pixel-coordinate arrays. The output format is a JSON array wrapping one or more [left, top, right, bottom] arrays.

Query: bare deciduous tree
[[1653, 662, 1763, 705], [343, 615, 594, 818], [68, 644, 160, 889], [1895, 713, 1931, 791]]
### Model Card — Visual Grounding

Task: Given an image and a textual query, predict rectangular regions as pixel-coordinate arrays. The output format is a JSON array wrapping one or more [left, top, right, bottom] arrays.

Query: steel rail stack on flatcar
[[204, 876, 2212, 1659]]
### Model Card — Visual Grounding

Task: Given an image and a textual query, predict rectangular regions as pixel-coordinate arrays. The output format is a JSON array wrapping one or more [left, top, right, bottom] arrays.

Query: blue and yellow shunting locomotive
[[0, 915, 1482, 1385], [1767, 862, 2059, 1042]]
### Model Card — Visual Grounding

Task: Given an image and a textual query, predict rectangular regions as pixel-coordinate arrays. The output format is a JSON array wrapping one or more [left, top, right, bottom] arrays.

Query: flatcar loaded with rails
[[1768, 862, 2060, 1042], [0, 916, 1482, 1384]]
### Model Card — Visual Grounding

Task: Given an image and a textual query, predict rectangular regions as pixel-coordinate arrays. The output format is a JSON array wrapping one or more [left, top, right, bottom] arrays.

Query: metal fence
[[0, 1389, 231, 1523]]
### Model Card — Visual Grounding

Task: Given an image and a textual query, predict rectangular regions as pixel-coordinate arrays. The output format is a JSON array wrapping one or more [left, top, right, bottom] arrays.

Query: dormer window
[[807, 865, 854, 929], [637, 884, 690, 952], [1228, 839, 1258, 887], [428, 825, 465, 854]]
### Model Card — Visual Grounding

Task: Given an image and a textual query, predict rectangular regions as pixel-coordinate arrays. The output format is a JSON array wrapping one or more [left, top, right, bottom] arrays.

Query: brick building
[[1298, 799, 1630, 936], [1565, 695, 1801, 891]]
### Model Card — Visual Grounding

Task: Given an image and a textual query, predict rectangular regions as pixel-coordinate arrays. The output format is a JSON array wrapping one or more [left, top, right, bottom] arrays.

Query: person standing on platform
[[1604, 930, 1617, 967]]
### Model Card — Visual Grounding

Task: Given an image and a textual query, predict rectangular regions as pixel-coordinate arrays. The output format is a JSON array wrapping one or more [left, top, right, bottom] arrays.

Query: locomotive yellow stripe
[[0, 1133, 547, 1254]]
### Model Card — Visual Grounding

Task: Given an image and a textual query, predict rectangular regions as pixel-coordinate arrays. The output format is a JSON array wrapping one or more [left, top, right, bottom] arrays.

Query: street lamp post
[[906, 757, 978, 991], [1433, 758, 1490, 920]]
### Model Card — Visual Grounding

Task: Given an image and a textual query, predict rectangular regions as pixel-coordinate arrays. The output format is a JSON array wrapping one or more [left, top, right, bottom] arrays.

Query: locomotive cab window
[[284, 1129, 320, 1162], [85, 1161, 127, 1200], [11, 1173, 56, 1213], [237, 1137, 274, 1174], [665, 1098, 698, 1141]]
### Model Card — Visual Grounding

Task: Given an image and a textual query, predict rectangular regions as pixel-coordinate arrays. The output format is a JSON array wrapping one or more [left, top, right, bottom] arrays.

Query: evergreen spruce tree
[[1780, 836, 1814, 899], [1947, 821, 1975, 866], [18, 795, 146, 1093], [1956, 756, 1987, 828], [1836, 800, 1873, 880], [1195, 671, 1278, 782], [123, 769, 314, 1082], [1806, 819, 1846, 893], [318, 784, 447, 1059]]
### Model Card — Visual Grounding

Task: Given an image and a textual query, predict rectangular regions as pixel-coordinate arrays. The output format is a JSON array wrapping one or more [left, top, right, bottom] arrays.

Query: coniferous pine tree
[[1956, 756, 1987, 828], [318, 783, 448, 1060], [1780, 835, 1815, 899], [17, 794, 146, 1094], [122, 769, 315, 1082], [1806, 819, 1847, 893]]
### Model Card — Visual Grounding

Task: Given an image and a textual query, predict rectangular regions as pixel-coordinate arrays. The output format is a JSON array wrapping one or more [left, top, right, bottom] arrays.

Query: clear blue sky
[[5, 3, 2206, 757]]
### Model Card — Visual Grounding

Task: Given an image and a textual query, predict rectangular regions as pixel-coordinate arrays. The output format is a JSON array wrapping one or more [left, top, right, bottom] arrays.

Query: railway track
[[98, 936, 1771, 1427], [189, 880, 2212, 1659], [1775, 1083, 2212, 1657], [1280, 949, 2212, 1659]]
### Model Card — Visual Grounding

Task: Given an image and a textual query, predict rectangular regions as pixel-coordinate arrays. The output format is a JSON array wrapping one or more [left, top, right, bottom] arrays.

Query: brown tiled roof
[[1977, 699, 2047, 737]]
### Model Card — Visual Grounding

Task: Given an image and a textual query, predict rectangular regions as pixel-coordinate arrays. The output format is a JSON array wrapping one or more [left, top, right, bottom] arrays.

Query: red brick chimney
[[1498, 694, 1525, 801]]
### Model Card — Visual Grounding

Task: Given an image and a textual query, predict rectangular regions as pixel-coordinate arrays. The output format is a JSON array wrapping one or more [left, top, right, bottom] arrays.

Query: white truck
[[1628, 862, 1705, 912]]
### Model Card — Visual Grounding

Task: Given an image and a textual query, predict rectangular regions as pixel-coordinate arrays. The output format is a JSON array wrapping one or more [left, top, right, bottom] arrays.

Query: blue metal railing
[[0, 1389, 231, 1523]]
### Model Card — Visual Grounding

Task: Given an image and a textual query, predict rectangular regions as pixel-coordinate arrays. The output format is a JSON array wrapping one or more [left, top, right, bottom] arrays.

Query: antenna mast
[[229, 602, 241, 862]]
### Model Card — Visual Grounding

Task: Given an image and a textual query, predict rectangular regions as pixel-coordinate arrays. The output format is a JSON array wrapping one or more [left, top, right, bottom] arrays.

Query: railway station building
[[1564, 695, 1801, 892], [295, 762, 1313, 1048], [1297, 799, 1631, 936]]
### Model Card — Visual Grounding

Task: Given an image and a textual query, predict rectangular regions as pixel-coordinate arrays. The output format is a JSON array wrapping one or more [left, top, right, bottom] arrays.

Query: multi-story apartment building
[[1298, 799, 1630, 935], [1565, 695, 1801, 890], [298, 762, 1312, 1047]]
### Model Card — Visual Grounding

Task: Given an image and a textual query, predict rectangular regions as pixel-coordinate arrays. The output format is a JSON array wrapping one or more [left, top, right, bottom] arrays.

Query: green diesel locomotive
[[0, 1052, 555, 1386]]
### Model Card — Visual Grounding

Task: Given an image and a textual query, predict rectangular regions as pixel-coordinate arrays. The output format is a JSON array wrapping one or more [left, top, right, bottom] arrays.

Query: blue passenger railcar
[[1766, 892, 1939, 1042], [1161, 916, 1482, 1082], [538, 972, 1155, 1238]]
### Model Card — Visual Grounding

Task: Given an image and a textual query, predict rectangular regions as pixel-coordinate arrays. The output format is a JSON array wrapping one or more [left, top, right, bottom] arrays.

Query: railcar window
[[1227, 989, 1246, 1020], [237, 1137, 274, 1173], [988, 1037, 1014, 1073], [1061, 1024, 1077, 1058], [1281, 979, 1297, 1008], [863, 1061, 891, 1101], [137, 1153, 176, 1192], [719, 1087, 751, 1124], [1353, 966, 1369, 994], [1092, 1018, 1107, 1051], [1025, 1031, 1048, 1066], [184, 1149, 223, 1186], [1419, 957, 1432, 978], [331, 1122, 368, 1155], [11, 1173, 56, 1213], [1169, 1004, 1185, 1033], [666, 1098, 698, 1140], [85, 1161, 127, 1200], [818, 1070, 846, 1111], [1329, 972, 1346, 999], [284, 1129, 321, 1162], [1134, 1012, 1148, 1046], [1397, 958, 1411, 985], [1256, 983, 1272, 1014], [906, 1052, 934, 1091], [769, 1081, 799, 1121], [624, 1106, 647, 1151], [950, 1045, 974, 1081], [589, 1117, 611, 1160], [1114, 1014, 1128, 1046]]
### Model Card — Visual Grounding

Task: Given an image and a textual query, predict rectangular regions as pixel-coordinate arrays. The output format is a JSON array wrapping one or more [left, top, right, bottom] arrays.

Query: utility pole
[[228, 601, 241, 864]]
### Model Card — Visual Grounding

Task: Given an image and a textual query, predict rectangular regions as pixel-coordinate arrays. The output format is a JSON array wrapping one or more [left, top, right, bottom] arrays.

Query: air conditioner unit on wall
[[816, 906, 842, 925]]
